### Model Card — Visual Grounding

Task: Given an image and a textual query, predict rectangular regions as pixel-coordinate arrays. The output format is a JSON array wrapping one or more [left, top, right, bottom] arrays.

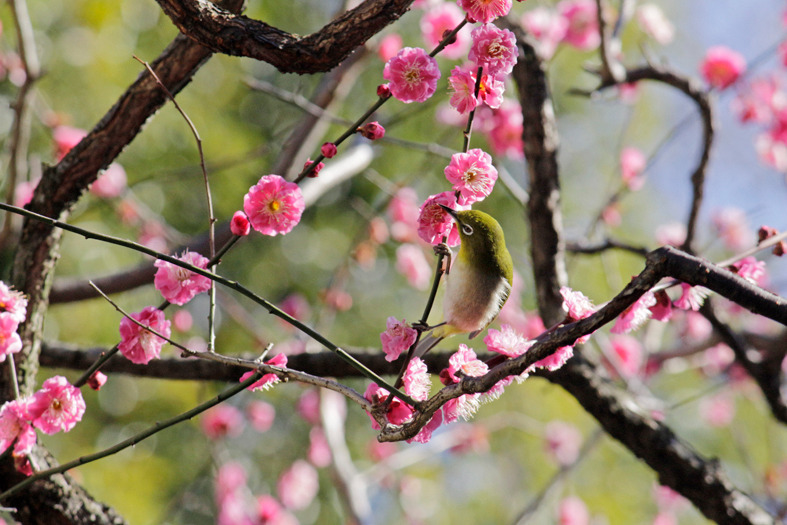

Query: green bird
[[415, 205, 514, 356]]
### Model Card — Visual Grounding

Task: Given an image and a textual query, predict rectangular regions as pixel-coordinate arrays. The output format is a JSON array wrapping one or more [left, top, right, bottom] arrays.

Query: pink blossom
[[0, 315, 22, 362], [561, 286, 596, 323], [653, 512, 679, 525], [478, 73, 505, 109], [732, 77, 780, 124], [620, 147, 646, 191], [302, 158, 324, 177], [444, 148, 498, 205], [53, 125, 87, 160], [118, 306, 171, 364], [730, 256, 767, 285], [154, 251, 212, 305], [700, 46, 746, 90], [380, 316, 418, 362], [90, 163, 127, 198], [277, 460, 319, 510], [655, 222, 687, 247], [367, 440, 398, 461], [243, 175, 305, 236], [396, 243, 432, 290], [172, 309, 193, 332], [544, 421, 583, 466], [699, 393, 735, 427], [673, 283, 709, 311], [484, 324, 533, 358], [534, 345, 574, 371], [247, 400, 275, 432], [240, 353, 287, 391], [649, 290, 673, 322], [417, 191, 467, 246], [377, 83, 392, 98], [681, 311, 712, 341], [27, 376, 85, 434], [87, 371, 107, 391], [307, 427, 332, 467], [755, 126, 787, 172], [321, 287, 353, 311], [521, 7, 568, 59], [469, 24, 519, 78], [230, 211, 251, 236], [420, 3, 471, 59], [448, 66, 478, 115], [14, 178, 38, 208], [609, 335, 644, 378], [377, 33, 403, 62], [408, 409, 443, 444], [383, 47, 441, 103], [445, 344, 488, 385], [296, 389, 321, 425], [364, 383, 415, 428], [558, 496, 590, 525], [601, 202, 621, 227], [636, 4, 674, 45], [388, 187, 421, 243], [358, 121, 386, 140], [215, 461, 247, 504], [611, 290, 656, 334], [201, 405, 244, 440], [320, 142, 337, 158], [558, 0, 600, 51], [278, 293, 311, 331], [487, 99, 524, 158], [0, 281, 27, 326], [458, 0, 511, 23], [653, 484, 688, 512], [0, 399, 36, 457], [443, 393, 481, 424], [403, 356, 431, 401]]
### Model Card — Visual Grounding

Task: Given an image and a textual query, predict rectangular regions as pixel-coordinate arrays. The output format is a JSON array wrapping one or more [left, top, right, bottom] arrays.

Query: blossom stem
[[462, 66, 484, 153]]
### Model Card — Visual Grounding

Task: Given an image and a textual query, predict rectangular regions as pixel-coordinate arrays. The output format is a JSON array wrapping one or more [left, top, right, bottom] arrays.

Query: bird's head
[[439, 205, 513, 278]]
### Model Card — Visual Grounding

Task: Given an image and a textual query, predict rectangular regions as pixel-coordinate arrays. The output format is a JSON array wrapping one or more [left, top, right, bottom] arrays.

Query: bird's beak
[[438, 203, 458, 221]]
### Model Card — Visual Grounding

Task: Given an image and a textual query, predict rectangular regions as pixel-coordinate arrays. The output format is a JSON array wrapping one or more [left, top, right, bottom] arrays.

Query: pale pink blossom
[[653, 484, 688, 512], [611, 290, 656, 334], [609, 335, 644, 378], [444, 148, 498, 205], [296, 389, 321, 425], [278, 460, 319, 510], [673, 283, 709, 311], [420, 3, 470, 59], [377, 33, 403, 62], [681, 311, 712, 341], [601, 202, 621, 227], [478, 73, 505, 109], [367, 440, 398, 461], [27, 376, 85, 434], [702, 343, 735, 376], [0, 399, 36, 457], [388, 187, 421, 243], [240, 353, 287, 391], [201, 405, 244, 440], [443, 393, 481, 424], [636, 4, 674, 45], [699, 393, 735, 427], [230, 211, 251, 236], [446, 344, 489, 383], [534, 346, 574, 371], [0, 314, 22, 362], [484, 324, 533, 358], [469, 24, 519, 78], [487, 99, 524, 158], [383, 47, 441, 103], [448, 65, 478, 115], [172, 309, 193, 332], [215, 461, 247, 504], [87, 371, 107, 391], [655, 222, 687, 246], [544, 421, 583, 466], [732, 77, 780, 124], [380, 316, 418, 362], [561, 286, 596, 323], [90, 163, 127, 198], [243, 175, 304, 236], [53, 125, 87, 160], [247, 400, 275, 433], [755, 126, 787, 171], [620, 147, 646, 191], [521, 7, 568, 59], [417, 191, 467, 246], [403, 356, 431, 401], [653, 512, 679, 525], [278, 293, 311, 331], [558, 496, 590, 525], [396, 243, 432, 290], [408, 409, 443, 444], [13, 178, 38, 208], [558, 0, 600, 51], [712, 207, 753, 250], [700, 46, 746, 90], [321, 287, 353, 311], [307, 427, 332, 467], [154, 251, 212, 305], [364, 383, 414, 428], [118, 306, 171, 364], [458, 0, 511, 23], [730, 256, 767, 285]]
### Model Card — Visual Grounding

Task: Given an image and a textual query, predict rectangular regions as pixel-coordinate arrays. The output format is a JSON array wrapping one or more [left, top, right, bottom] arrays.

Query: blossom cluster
[[0, 281, 27, 365]]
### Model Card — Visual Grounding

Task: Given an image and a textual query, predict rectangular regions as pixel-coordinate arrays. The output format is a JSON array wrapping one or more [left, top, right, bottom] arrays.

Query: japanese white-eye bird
[[415, 205, 514, 356]]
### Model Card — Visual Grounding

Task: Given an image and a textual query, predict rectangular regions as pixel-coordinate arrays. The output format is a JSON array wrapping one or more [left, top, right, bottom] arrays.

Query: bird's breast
[[443, 259, 511, 335]]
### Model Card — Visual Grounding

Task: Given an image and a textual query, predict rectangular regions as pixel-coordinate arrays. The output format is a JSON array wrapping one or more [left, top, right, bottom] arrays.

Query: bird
[[414, 205, 514, 356]]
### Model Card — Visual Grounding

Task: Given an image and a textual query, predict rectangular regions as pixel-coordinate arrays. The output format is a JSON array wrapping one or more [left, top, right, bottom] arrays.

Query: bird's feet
[[433, 243, 452, 274]]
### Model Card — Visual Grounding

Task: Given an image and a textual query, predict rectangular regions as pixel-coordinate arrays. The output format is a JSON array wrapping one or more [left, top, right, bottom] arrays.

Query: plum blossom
[[558, 496, 590, 525], [544, 421, 583, 466], [699, 393, 735, 427], [673, 283, 709, 311], [380, 316, 418, 362], [278, 460, 319, 510], [53, 125, 86, 160], [416, 191, 468, 246], [154, 250, 212, 305], [534, 346, 574, 372], [365, 383, 415, 428], [407, 409, 443, 444], [118, 306, 171, 364], [0, 399, 36, 457], [0, 315, 22, 362], [247, 400, 275, 433], [388, 187, 421, 243], [307, 427, 332, 467], [87, 371, 107, 391], [636, 4, 674, 45], [90, 163, 127, 198], [230, 211, 251, 236], [730, 256, 767, 285], [0, 281, 27, 325], [240, 353, 288, 391], [444, 148, 498, 205], [441, 345, 487, 423], [561, 286, 596, 324], [458, 0, 512, 24], [558, 0, 600, 51], [649, 290, 673, 322], [201, 405, 244, 440], [420, 3, 470, 59], [620, 147, 646, 191], [383, 47, 441, 103], [521, 7, 568, 59], [611, 290, 657, 334], [320, 142, 337, 158], [700, 46, 746, 90], [486, 99, 524, 158], [243, 175, 305, 236], [358, 121, 386, 140], [404, 356, 432, 402], [28, 376, 86, 434], [484, 324, 533, 358], [448, 66, 478, 115], [396, 243, 432, 290], [469, 24, 519, 78], [609, 335, 644, 378], [377, 33, 402, 62]]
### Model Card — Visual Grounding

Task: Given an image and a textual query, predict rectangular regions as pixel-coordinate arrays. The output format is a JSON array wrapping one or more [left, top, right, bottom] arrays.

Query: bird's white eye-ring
[[461, 223, 474, 236]]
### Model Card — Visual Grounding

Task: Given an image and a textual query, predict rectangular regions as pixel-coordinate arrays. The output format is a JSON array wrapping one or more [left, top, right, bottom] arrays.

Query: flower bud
[[320, 142, 337, 158], [358, 121, 385, 140], [230, 211, 251, 236]]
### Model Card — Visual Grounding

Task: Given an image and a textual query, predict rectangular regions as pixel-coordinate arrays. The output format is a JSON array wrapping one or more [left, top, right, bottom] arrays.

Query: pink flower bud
[[377, 83, 391, 98], [87, 371, 107, 391], [303, 159, 325, 178], [320, 142, 337, 158], [230, 211, 251, 236], [358, 121, 385, 140]]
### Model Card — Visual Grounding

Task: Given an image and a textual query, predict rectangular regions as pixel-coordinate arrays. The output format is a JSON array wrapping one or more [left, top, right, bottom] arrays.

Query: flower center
[[404, 67, 422, 86], [487, 41, 504, 59], [268, 199, 282, 213], [52, 399, 62, 411]]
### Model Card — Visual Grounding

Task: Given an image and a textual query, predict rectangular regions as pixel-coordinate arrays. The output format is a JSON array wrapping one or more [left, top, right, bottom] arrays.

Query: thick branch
[[154, 0, 413, 74]]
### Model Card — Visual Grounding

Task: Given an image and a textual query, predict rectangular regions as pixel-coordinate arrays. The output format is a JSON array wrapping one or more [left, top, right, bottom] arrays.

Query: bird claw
[[433, 243, 452, 274]]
